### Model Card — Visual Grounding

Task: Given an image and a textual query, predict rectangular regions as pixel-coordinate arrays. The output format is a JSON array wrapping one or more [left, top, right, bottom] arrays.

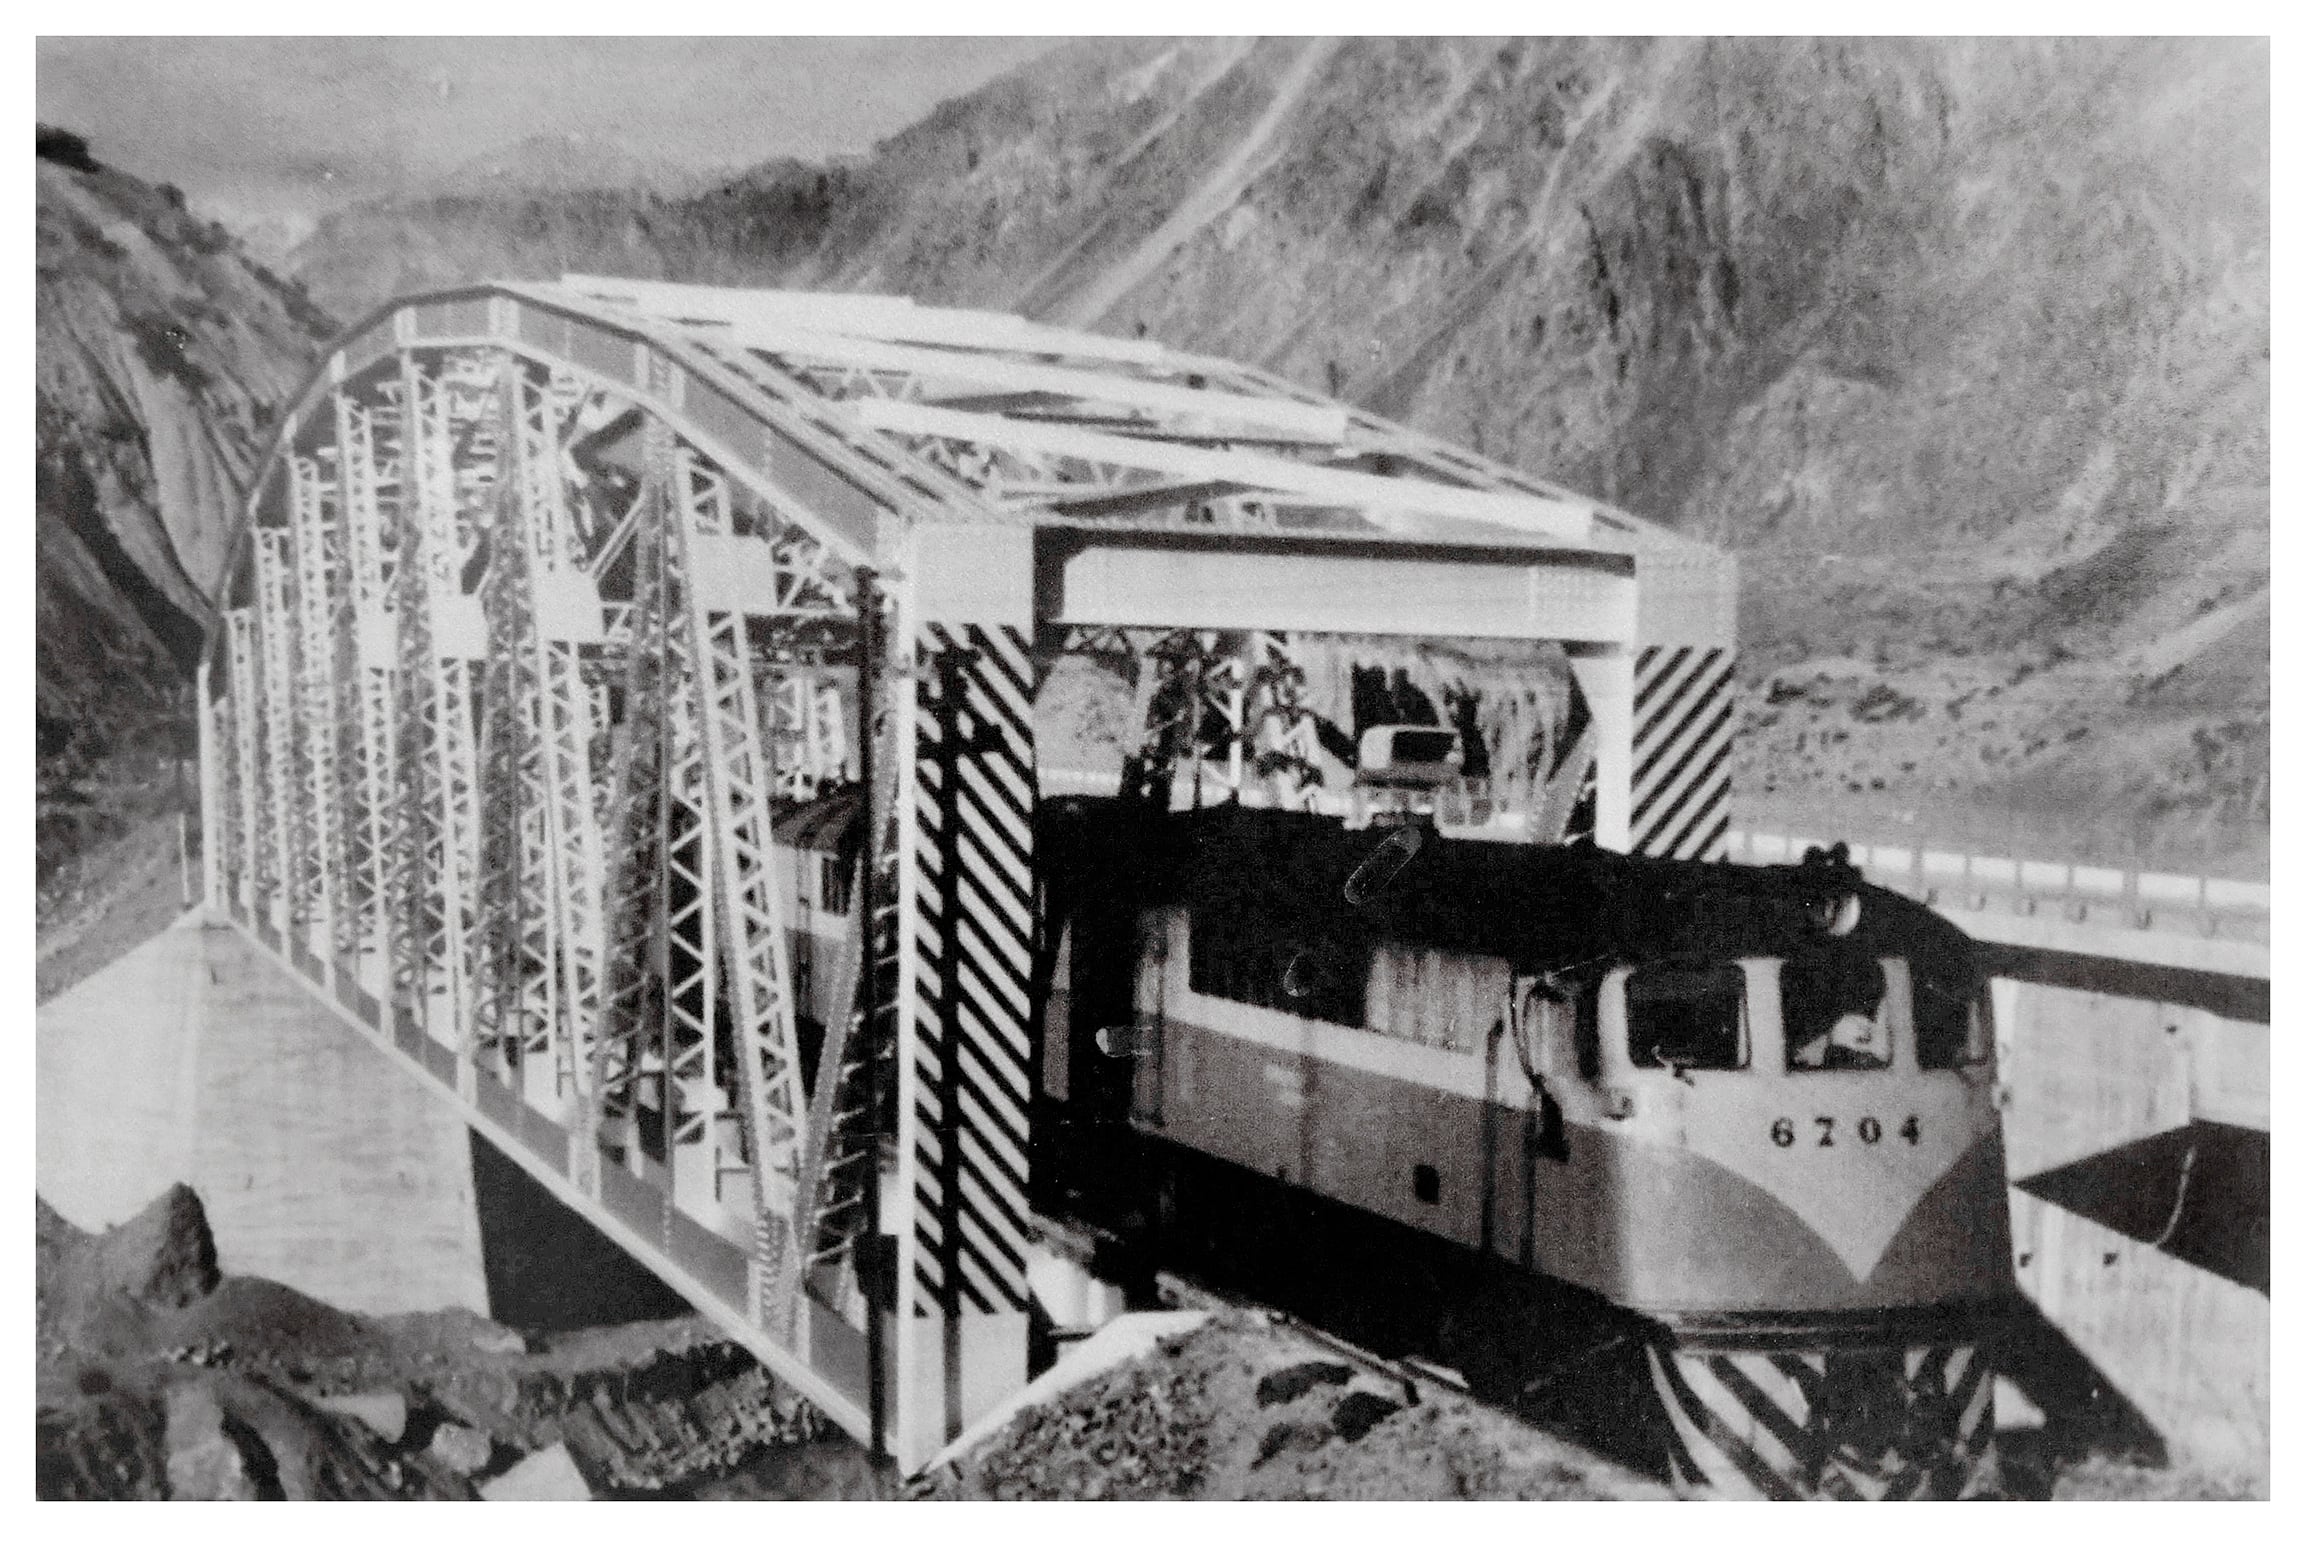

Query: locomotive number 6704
[[1771, 1115, 1923, 1147]]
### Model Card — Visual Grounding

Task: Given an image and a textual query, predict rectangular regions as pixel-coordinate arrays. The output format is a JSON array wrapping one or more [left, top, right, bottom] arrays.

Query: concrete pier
[[37, 912, 490, 1317], [1995, 976, 2270, 1471]]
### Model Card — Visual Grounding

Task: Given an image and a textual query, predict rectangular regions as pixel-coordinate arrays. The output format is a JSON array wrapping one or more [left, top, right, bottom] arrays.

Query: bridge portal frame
[[200, 278, 1735, 1472]]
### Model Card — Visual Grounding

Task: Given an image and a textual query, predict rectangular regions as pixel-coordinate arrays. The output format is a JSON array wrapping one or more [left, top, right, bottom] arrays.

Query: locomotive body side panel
[[1114, 891, 2015, 1323], [1132, 908, 1535, 1256]]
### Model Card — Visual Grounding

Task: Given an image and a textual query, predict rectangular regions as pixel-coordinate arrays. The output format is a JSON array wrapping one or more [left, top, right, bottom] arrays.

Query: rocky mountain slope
[[37, 1185, 850, 1499], [290, 37, 2267, 869], [36, 127, 335, 890]]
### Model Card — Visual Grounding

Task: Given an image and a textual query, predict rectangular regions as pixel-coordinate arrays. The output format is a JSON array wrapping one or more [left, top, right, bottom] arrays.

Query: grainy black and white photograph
[[32, 28, 2273, 1503]]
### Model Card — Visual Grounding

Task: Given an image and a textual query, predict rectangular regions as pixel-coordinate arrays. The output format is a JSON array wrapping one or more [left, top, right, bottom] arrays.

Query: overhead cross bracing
[[556, 273, 1680, 548], [198, 276, 1735, 1472]]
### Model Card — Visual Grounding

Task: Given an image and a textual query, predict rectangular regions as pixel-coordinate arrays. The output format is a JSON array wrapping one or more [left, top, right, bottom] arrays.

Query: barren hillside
[[36, 127, 336, 897], [289, 38, 2268, 869]]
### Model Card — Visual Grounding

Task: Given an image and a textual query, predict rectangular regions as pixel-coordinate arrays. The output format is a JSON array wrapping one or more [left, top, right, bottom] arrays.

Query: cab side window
[[1912, 967, 1991, 1068], [1625, 961, 1747, 1070]]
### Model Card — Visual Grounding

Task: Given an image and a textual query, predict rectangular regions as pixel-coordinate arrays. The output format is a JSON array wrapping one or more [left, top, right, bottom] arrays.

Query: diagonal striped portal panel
[[908, 622, 1038, 1324], [1631, 645, 1735, 861]]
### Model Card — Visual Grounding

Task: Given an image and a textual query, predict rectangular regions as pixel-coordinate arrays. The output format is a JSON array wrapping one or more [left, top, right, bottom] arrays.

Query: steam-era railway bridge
[[192, 276, 2264, 1478], [196, 275, 1733, 1469]]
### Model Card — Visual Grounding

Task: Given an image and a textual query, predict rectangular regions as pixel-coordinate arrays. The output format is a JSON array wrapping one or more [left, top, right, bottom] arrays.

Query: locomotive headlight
[[1094, 1024, 1145, 1058]]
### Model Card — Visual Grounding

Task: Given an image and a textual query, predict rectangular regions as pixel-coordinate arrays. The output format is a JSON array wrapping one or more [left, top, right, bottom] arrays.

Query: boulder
[[470, 1325, 528, 1357], [95, 1185, 220, 1309], [163, 1381, 257, 1500], [480, 1442, 592, 1501], [312, 1390, 408, 1444], [428, 1421, 496, 1476]]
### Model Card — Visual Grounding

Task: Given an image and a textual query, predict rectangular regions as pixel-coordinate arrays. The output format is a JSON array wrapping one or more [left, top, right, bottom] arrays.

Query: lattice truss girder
[[388, 352, 488, 1038], [223, 607, 262, 916], [671, 455, 808, 1231], [328, 388, 402, 978], [473, 367, 565, 1081], [250, 527, 300, 935], [214, 333, 884, 1345]]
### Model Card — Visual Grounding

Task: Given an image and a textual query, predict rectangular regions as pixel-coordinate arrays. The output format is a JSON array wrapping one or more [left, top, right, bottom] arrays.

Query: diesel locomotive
[[765, 770, 2013, 1497], [1028, 799, 2015, 1500]]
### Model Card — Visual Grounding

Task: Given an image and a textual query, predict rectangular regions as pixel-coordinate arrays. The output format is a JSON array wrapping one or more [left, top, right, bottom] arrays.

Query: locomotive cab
[[1523, 946, 2011, 1320]]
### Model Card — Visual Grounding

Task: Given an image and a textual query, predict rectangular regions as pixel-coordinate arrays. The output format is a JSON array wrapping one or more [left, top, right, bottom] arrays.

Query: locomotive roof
[[1037, 799, 1981, 985]]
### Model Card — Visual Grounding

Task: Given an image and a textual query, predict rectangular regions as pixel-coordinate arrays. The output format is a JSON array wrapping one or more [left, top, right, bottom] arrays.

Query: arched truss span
[[201, 287, 967, 1437]]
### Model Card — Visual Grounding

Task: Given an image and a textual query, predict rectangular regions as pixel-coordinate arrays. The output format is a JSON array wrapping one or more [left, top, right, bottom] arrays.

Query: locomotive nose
[[1650, 1333, 1998, 1499]]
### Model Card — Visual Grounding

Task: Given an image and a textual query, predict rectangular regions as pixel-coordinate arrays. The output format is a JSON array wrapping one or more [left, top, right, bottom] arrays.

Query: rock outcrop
[[36, 1187, 841, 1500], [36, 127, 333, 889]]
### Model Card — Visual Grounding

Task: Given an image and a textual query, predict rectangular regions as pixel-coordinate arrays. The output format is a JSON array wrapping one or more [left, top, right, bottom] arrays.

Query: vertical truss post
[[196, 656, 223, 914], [769, 616, 882, 1343], [336, 390, 401, 994], [392, 351, 482, 1055], [472, 359, 560, 1093], [225, 608, 263, 920], [252, 528, 299, 939], [889, 550, 926, 1459], [893, 533, 1039, 1463], [351, 661, 399, 988], [543, 632, 607, 1101], [588, 426, 675, 1186], [287, 455, 347, 968], [668, 448, 807, 1317], [853, 566, 890, 1463], [515, 371, 609, 1112], [323, 427, 370, 984], [655, 441, 720, 1224]]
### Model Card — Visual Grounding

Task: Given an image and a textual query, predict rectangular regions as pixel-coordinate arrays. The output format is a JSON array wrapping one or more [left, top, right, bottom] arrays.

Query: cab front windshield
[[1782, 952, 1890, 1071]]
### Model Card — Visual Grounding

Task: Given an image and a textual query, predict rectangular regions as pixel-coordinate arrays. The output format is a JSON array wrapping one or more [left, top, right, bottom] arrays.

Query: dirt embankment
[[921, 1312, 1672, 1501], [36, 1185, 869, 1500]]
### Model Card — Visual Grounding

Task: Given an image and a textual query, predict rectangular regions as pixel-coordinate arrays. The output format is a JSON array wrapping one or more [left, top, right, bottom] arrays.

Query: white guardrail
[[1728, 831, 2270, 950]]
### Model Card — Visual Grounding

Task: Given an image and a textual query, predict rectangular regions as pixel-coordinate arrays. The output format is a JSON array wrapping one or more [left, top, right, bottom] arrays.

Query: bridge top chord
[[237, 276, 1726, 584]]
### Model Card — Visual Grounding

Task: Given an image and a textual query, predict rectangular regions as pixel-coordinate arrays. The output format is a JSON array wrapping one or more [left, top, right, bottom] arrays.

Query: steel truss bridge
[[196, 275, 1736, 1470]]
